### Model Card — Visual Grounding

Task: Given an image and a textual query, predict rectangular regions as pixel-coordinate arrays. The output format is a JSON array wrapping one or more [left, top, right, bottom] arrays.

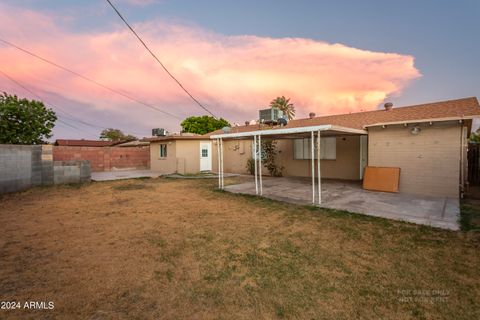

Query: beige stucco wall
[[221, 136, 361, 180], [175, 140, 199, 174], [277, 137, 361, 179], [150, 141, 177, 174], [368, 122, 463, 197], [222, 140, 251, 174], [151, 140, 217, 175]]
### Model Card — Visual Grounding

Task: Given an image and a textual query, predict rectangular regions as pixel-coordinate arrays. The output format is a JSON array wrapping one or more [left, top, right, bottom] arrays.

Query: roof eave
[[363, 116, 478, 128]]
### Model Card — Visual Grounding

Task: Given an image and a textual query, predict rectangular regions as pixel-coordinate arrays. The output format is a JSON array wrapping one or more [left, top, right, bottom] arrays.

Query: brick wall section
[[368, 122, 462, 198], [53, 146, 150, 172]]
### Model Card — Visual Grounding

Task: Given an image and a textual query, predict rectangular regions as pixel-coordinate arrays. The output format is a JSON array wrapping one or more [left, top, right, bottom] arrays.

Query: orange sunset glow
[[0, 2, 421, 134]]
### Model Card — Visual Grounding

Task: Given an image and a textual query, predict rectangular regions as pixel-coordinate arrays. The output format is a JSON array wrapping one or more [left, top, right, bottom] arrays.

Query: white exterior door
[[359, 135, 368, 179], [199, 141, 212, 171]]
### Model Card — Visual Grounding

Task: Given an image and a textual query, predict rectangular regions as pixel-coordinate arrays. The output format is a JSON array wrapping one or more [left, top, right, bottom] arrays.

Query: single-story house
[[149, 133, 214, 175], [150, 97, 480, 199]]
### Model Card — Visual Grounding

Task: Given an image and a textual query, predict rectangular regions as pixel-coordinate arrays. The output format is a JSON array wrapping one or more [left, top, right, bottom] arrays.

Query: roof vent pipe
[[384, 102, 393, 111], [309, 112, 316, 119]]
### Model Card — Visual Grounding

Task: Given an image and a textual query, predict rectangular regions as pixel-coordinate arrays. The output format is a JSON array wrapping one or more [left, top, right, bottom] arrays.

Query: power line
[[0, 37, 182, 120], [0, 69, 100, 128], [0, 68, 101, 131], [0, 68, 145, 137], [105, 0, 217, 118]]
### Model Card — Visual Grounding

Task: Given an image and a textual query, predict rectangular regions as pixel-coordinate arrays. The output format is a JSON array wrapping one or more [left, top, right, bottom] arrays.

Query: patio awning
[[211, 124, 367, 206], [210, 124, 367, 140]]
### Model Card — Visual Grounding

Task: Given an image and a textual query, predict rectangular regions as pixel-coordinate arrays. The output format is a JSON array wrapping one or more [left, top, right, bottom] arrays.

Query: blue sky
[[1, 0, 479, 138]]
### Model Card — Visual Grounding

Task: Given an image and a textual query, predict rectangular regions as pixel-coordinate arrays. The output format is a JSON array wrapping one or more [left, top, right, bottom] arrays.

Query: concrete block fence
[[0, 144, 91, 194], [53, 146, 150, 172]]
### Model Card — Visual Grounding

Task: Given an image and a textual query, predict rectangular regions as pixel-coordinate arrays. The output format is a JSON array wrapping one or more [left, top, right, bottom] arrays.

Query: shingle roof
[[54, 139, 115, 147], [210, 97, 480, 135], [146, 134, 206, 143]]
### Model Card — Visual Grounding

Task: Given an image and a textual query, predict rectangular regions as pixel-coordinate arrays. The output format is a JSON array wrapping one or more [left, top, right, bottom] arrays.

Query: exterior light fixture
[[411, 126, 421, 135]]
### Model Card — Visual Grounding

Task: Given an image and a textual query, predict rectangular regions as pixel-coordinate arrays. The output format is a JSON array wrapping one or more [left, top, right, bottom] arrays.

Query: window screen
[[159, 144, 167, 158], [293, 137, 336, 160]]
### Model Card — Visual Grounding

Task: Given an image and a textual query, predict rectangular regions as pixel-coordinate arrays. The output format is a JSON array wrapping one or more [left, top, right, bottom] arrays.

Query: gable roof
[[210, 97, 480, 135], [54, 139, 115, 147]]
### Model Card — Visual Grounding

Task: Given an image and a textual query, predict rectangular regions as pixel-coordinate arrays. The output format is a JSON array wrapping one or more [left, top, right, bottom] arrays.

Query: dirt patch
[[0, 177, 479, 319]]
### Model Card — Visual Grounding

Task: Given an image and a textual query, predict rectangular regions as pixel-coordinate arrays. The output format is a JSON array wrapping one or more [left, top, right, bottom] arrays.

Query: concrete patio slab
[[91, 170, 161, 181], [165, 173, 239, 179], [225, 177, 459, 230]]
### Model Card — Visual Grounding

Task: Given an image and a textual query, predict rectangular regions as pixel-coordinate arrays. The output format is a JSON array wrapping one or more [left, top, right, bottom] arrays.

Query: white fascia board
[[329, 125, 368, 135], [363, 116, 476, 128], [210, 125, 331, 139], [210, 124, 367, 139]]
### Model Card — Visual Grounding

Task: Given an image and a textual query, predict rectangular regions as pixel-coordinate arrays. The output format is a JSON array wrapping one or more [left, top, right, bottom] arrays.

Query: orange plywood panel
[[363, 166, 400, 193]]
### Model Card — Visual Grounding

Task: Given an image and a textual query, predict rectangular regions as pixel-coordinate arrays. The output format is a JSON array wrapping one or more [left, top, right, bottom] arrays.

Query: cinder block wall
[[53, 146, 150, 172], [368, 122, 462, 198], [53, 160, 91, 184], [0, 144, 91, 194], [0, 145, 41, 193]]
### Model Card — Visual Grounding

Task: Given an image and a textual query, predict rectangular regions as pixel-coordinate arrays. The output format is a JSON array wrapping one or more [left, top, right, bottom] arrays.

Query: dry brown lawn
[[0, 177, 479, 319]]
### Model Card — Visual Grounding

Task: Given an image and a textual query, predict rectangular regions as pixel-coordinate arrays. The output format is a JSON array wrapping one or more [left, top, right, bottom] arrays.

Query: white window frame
[[293, 137, 336, 160], [159, 144, 167, 158]]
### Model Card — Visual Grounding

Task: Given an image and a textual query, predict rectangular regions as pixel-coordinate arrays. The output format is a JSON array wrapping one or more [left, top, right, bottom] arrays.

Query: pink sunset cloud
[[0, 3, 420, 136]]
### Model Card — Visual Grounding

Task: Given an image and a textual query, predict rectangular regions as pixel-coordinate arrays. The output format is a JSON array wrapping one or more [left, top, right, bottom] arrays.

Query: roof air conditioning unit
[[152, 128, 167, 136], [259, 107, 284, 124]]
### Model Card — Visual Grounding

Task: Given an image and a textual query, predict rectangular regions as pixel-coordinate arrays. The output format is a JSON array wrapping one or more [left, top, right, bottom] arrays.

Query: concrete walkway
[[225, 177, 459, 230], [91, 170, 161, 181]]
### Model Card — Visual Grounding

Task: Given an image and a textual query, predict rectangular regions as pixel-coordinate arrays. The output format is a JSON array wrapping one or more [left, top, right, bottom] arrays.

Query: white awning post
[[220, 138, 224, 189], [217, 138, 221, 189], [258, 134, 263, 195], [254, 135, 258, 194], [317, 130, 321, 204], [311, 131, 315, 204]]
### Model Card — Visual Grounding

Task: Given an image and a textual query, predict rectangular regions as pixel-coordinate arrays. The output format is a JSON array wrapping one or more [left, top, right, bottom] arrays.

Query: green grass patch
[[460, 202, 480, 231]]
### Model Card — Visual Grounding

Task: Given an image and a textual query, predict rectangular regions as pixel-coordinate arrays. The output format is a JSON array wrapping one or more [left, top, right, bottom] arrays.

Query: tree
[[470, 130, 480, 143], [181, 115, 230, 135], [270, 96, 295, 120], [100, 128, 136, 141], [0, 92, 57, 144]]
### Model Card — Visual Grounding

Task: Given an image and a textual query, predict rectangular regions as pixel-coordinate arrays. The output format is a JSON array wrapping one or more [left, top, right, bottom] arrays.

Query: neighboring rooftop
[[147, 133, 208, 142], [211, 97, 480, 135], [113, 140, 150, 147], [54, 139, 115, 147]]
